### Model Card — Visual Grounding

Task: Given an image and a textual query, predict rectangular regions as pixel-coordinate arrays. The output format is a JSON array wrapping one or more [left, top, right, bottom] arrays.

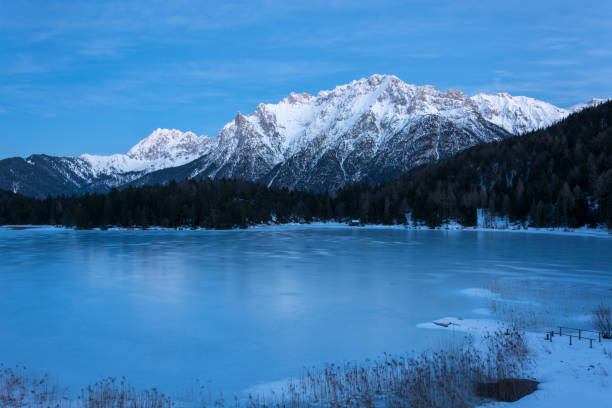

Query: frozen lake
[[0, 226, 611, 398]]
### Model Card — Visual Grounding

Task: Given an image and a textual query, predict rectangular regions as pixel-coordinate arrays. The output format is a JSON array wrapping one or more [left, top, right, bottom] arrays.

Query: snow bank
[[2, 222, 610, 239], [417, 316, 612, 407]]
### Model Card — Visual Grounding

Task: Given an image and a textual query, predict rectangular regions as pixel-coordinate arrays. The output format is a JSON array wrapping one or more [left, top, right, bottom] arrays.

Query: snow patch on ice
[[474, 308, 492, 316], [461, 288, 501, 300], [416, 317, 501, 333]]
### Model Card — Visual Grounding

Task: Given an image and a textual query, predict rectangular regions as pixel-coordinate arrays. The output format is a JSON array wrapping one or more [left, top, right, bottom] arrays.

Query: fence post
[[599, 332, 601, 343], [569, 335, 572, 346], [590, 339, 593, 349], [560, 327, 562, 336]]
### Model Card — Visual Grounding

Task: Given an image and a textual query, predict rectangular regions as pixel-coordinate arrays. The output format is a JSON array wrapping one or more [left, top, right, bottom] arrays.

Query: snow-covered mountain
[[133, 75, 576, 192], [80, 128, 212, 178], [0, 129, 211, 197], [570, 98, 607, 112], [0, 74, 598, 197]]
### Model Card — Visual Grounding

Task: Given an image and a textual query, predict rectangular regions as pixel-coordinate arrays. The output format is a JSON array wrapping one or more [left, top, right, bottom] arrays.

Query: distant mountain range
[[0, 75, 605, 198]]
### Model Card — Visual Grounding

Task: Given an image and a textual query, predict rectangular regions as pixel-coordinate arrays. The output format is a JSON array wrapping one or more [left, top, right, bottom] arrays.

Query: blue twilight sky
[[1, 0, 611, 158]]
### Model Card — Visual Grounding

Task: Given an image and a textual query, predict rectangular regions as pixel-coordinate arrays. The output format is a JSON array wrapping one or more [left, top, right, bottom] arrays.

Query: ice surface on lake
[[0, 227, 610, 397]]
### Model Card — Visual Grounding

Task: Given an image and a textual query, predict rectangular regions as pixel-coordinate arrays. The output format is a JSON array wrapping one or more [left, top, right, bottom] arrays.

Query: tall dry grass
[[1, 328, 531, 407], [0, 364, 66, 408], [244, 328, 530, 408], [79, 377, 173, 408]]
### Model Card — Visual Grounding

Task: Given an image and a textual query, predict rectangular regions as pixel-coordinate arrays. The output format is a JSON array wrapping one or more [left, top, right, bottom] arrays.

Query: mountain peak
[[367, 73, 396, 84], [283, 92, 313, 105], [570, 98, 608, 112], [234, 112, 251, 127], [126, 128, 210, 162]]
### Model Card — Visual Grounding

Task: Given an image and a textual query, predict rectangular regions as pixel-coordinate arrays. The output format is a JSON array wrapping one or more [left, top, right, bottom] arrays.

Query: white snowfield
[[418, 317, 612, 407], [67, 75, 605, 185]]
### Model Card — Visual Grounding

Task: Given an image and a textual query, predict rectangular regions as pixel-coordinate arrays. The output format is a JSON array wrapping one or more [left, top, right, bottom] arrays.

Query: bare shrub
[[0, 364, 66, 408], [79, 377, 173, 408], [0, 367, 174, 408], [592, 304, 612, 339]]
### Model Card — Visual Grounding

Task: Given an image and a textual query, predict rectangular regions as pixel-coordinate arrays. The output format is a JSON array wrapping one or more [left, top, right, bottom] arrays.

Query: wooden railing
[[545, 326, 602, 348]]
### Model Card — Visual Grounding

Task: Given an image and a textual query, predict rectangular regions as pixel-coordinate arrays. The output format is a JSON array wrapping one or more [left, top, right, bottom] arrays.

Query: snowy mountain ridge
[[80, 128, 212, 177], [569, 98, 608, 113], [0, 74, 602, 197], [470, 92, 570, 135], [167, 74, 584, 191]]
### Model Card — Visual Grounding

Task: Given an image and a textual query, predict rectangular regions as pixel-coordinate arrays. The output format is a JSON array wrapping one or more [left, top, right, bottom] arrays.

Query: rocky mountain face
[[0, 75, 595, 197]]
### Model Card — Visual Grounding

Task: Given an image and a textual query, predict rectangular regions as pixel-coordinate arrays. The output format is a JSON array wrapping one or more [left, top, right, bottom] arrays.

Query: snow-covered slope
[[471, 93, 569, 135], [80, 128, 212, 177], [570, 98, 607, 112], [0, 74, 601, 197], [126, 128, 212, 162]]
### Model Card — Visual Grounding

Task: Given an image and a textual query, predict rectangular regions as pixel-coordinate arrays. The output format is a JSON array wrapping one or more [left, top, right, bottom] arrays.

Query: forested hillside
[[0, 101, 610, 230], [0, 179, 330, 229], [338, 100, 612, 228]]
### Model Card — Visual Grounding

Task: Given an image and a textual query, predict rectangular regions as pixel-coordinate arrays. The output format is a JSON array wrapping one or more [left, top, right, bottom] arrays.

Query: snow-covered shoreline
[[418, 316, 612, 407], [2, 222, 610, 238], [247, 311, 612, 406]]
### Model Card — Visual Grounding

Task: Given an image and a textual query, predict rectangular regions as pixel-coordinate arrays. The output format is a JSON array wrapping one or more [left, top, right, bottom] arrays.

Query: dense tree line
[[0, 179, 333, 229], [1, 101, 611, 230], [335, 100, 612, 229]]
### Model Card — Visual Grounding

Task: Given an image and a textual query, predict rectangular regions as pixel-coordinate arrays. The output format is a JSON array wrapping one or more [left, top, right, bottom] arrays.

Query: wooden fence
[[545, 326, 602, 348]]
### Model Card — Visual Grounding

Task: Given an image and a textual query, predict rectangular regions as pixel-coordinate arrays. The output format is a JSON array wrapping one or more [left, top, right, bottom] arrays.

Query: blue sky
[[1, 0, 611, 157]]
